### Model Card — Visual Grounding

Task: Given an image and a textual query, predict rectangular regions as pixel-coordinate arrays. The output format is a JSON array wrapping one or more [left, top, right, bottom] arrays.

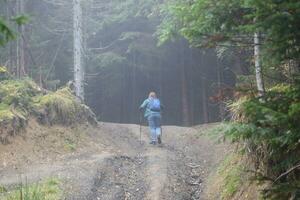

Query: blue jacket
[[139, 98, 163, 118]]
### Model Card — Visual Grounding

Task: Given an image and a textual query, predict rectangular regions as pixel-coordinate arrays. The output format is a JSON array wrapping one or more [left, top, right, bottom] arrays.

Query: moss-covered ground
[[0, 78, 96, 144]]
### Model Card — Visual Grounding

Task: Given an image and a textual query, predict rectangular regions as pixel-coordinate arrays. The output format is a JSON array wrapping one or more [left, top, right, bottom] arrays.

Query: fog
[[0, 0, 244, 126]]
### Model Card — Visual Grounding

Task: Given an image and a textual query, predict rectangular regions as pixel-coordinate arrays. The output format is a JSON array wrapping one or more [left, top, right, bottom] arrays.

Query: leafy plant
[[220, 81, 300, 199]]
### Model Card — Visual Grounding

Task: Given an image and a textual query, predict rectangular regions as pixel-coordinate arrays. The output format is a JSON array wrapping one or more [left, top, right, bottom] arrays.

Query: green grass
[[0, 78, 95, 131], [36, 87, 87, 125], [0, 106, 14, 121], [0, 186, 7, 193], [64, 138, 77, 151], [0, 79, 40, 122], [1, 178, 62, 200], [217, 153, 243, 199]]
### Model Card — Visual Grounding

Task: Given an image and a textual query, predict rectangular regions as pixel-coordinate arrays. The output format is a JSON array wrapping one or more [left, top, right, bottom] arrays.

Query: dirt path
[[0, 122, 228, 200]]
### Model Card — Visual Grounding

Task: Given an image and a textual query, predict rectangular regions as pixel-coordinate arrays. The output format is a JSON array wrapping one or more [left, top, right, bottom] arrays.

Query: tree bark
[[216, 59, 225, 121], [179, 40, 190, 126], [254, 32, 265, 96], [181, 59, 190, 126], [73, 0, 85, 101], [201, 76, 209, 123], [16, 0, 26, 78], [6, 1, 12, 71]]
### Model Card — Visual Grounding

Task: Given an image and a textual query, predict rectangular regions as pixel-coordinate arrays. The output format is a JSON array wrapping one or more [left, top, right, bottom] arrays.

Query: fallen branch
[[273, 163, 300, 183]]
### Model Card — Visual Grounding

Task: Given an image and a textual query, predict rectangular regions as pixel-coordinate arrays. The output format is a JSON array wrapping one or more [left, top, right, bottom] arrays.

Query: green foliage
[[0, 79, 96, 143], [157, 0, 300, 66], [12, 15, 30, 26], [0, 103, 14, 121], [220, 82, 300, 199], [0, 186, 7, 193], [157, 0, 247, 47], [0, 11, 28, 46], [0, 79, 41, 123], [0, 17, 15, 46], [207, 152, 244, 200], [1, 178, 62, 200], [219, 154, 243, 199], [64, 138, 77, 151], [0, 66, 9, 81], [0, 79, 96, 125], [0, 79, 41, 108], [37, 87, 87, 125], [90, 52, 126, 70], [247, 0, 300, 63], [87, 0, 161, 29], [0, 79, 41, 142]]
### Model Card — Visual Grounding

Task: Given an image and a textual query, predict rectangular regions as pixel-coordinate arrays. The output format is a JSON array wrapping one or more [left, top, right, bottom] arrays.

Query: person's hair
[[148, 91, 157, 98]]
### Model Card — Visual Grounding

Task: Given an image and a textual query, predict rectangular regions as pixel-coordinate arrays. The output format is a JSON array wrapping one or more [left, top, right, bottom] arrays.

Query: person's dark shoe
[[157, 135, 162, 144], [149, 141, 156, 145]]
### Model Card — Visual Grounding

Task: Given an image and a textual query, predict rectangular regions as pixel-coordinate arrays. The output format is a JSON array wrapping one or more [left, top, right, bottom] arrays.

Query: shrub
[[0, 66, 10, 81], [0, 79, 40, 143], [0, 79, 97, 144], [222, 82, 300, 199], [36, 87, 97, 125]]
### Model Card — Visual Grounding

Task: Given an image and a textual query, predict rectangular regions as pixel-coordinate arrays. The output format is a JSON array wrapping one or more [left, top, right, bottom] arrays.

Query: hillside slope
[[0, 79, 96, 144]]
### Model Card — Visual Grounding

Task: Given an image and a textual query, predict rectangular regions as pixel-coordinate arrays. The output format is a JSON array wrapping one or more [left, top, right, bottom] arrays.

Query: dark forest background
[[0, 0, 247, 126]]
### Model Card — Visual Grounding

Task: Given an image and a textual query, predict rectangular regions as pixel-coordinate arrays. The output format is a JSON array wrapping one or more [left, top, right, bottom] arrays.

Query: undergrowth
[[205, 151, 254, 200], [218, 153, 243, 199], [36, 87, 87, 125], [0, 78, 97, 143], [215, 81, 300, 199], [0, 178, 62, 200]]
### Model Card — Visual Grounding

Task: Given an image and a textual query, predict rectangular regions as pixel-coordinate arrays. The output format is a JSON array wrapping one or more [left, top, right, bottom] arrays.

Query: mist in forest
[[0, 0, 242, 126]]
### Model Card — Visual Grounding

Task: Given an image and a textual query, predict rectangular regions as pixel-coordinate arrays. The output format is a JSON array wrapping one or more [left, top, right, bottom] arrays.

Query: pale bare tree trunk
[[20, 0, 25, 76], [16, 0, 26, 78], [6, 1, 14, 72], [16, 0, 20, 78], [254, 32, 265, 96], [73, 0, 85, 101]]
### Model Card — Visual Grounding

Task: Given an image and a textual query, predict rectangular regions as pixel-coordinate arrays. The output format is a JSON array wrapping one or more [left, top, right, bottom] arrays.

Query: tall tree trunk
[[16, 0, 26, 78], [16, 0, 20, 78], [189, 51, 195, 125], [201, 76, 209, 123], [6, 1, 10, 69], [217, 59, 225, 121], [20, 0, 25, 76], [73, 0, 84, 101], [180, 41, 190, 126], [181, 62, 190, 126], [159, 58, 163, 97], [254, 32, 265, 96]]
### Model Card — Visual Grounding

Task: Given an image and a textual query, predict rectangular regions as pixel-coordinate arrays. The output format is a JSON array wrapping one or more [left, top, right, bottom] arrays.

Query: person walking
[[139, 92, 163, 145]]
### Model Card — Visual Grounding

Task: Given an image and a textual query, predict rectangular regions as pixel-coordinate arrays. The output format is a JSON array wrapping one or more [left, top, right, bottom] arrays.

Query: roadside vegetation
[[220, 82, 300, 199], [0, 178, 62, 200], [159, 0, 300, 199], [0, 68, 96, 144]]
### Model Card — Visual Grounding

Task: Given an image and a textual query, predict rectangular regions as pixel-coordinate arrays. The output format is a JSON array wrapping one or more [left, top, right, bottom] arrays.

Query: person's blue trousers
[[147, 114, 161, 143]]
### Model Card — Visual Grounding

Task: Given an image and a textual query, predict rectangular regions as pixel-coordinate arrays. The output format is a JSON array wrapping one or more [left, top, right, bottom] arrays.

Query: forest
[[0, 0, 299, 200], [0, 0, 241, 126]]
